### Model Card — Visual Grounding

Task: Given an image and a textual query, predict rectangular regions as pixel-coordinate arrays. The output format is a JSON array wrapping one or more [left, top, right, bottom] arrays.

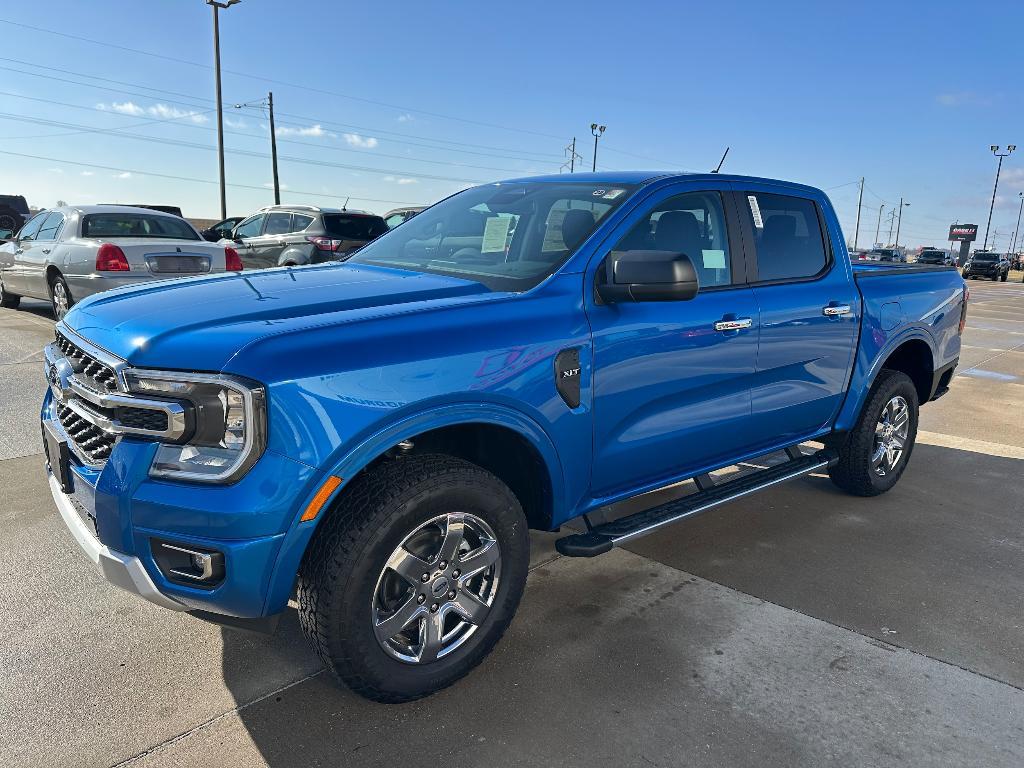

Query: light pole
[[983, 144, 1015, 250], [590, 123, 605, 172], [894, 198, 910, 251], [1010, 191, 1024, 257], [207, 0, 240, 220], [874, 203, 885, 246], [234, 92, 280, 204]]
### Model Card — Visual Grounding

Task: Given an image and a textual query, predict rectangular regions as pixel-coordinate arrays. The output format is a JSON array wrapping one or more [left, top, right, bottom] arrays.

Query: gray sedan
[[0, 205, 239, 319]]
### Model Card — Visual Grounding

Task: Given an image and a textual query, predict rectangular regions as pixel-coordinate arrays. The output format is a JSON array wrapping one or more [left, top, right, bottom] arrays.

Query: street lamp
[[983, 144, 1015, 250], [590, 123, 605, 173], [1010, 191, 1024, 258], [874, 203, 885, 246], [894, 198, 910, 251], [207, 0, 241, 220]]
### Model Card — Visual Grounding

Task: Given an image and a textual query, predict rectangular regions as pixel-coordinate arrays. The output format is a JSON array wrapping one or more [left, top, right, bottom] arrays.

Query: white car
[[0, 205, 242, 319]]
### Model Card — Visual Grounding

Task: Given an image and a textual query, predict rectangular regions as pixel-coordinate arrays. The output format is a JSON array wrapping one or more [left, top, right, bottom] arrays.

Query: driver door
[[587, 182, 760, 499]]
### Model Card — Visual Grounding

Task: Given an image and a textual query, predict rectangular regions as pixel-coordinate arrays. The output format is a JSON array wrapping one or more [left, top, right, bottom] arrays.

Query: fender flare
[[835, 325, 935, 432], [260, 402, 566, 615], [277, 244, 314, 266]]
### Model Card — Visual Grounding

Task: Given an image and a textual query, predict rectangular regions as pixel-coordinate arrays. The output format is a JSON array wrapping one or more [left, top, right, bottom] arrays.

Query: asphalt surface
[[1, 282, 1023, 767]]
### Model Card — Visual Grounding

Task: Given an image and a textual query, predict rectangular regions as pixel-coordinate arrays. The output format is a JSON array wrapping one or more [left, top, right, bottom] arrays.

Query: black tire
[[0, 206, 22, 233], [0, 277, 20, 309], [297, 453, 530, 703], [1000, 272, 1008, 282], [829, 369, 919, 497], [49, 274, 73, 320]]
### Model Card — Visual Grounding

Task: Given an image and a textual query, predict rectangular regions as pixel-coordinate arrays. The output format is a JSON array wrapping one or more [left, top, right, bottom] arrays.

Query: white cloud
[[936, 91, 990, 108], [397, 113, 414, 123], [80, 171, 94, 177], [112, 172, 132, 180], [276, 123, 334, 138], [262, 182, 290, 190], [47, 167, 64, 174], [343, 133, 378, 149], [96, 101, 206, 123], [383, 175, 417, 185], [224, 116, 248, 129]]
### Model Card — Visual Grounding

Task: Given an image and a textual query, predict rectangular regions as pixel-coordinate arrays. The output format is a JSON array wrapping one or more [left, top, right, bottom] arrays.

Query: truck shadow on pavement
[[215, 442, 1024, 767]]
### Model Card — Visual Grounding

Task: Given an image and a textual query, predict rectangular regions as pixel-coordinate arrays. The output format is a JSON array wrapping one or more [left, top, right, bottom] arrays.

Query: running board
[[555, 450, 837, 557]]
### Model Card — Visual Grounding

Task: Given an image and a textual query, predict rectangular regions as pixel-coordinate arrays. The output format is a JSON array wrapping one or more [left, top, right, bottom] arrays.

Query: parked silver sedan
[[0, 205, 241, 319]]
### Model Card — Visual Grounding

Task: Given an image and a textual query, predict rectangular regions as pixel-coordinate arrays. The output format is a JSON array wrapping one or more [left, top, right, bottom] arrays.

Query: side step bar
[[555, 449, 837, 557]]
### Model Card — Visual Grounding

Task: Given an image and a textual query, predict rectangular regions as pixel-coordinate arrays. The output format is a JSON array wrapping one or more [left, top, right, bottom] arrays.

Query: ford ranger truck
[[41, 173, 966, 702]]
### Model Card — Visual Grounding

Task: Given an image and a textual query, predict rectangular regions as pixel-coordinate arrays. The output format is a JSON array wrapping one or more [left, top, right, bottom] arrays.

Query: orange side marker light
[[301, 475, 343, 522]]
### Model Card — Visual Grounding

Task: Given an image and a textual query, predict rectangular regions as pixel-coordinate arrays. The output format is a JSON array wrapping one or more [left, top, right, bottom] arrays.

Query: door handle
[[14, 248, 23, 255], [822, 304, 852, 317], [42, 248, 51, 254], [714, 318, 753, 332]]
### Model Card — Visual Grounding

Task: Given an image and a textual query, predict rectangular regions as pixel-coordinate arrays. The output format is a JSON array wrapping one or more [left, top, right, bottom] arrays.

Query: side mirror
[[598, 250, 699, 303]]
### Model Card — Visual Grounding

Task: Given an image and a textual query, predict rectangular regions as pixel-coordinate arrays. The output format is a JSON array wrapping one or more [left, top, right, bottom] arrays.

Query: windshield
[[972, 253, 998, 262], [919, 251, 944, 260], [346, 182, 636, 291], [82, 213, 199, 240]]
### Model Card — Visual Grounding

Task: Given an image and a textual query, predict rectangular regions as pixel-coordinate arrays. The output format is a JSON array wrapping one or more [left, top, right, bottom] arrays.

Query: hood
[[64, 263, 492, 371]]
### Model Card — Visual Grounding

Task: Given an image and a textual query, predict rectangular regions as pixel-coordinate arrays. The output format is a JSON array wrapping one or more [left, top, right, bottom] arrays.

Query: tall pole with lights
[[983, 144, 1015, 250], [591, 123, 605, 172], [894, 198, 910, 251], [1010, 191, 1024, 258], [207, 0, 241, 220], [874, 203, 885, 246]]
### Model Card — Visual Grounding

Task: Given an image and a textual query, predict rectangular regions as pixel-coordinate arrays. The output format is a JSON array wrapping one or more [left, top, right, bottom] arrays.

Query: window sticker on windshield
[[481, 216, 513, 253], [702, 249, 727, 269], [747, 195, 764, 229], [593, 188, 626, 200]]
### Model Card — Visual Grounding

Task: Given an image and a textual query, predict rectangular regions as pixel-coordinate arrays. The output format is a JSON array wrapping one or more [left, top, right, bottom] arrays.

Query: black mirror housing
[[598, 250, 699, 303]]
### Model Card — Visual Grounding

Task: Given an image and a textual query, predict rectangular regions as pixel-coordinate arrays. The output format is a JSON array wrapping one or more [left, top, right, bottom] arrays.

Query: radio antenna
[[712, 147, 730, 173]]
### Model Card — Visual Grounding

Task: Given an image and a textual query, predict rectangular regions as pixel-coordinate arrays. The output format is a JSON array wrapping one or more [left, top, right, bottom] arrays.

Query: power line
[[0, 19, 566, 141], [0, 60, 564, 164], [0, 148, 426, 207]]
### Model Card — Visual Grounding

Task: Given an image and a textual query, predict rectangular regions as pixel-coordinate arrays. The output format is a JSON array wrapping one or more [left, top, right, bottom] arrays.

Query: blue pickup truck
[[41, 172, 966, 702]]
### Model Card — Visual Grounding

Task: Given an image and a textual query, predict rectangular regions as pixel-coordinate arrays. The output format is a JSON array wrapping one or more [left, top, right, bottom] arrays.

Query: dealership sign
[[949, 224, 978, 242]]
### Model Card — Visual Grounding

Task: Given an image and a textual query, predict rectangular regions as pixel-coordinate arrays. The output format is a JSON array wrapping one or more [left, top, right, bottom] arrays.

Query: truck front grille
[[56, 402, 116, 464], [55, 330, 119, 393]]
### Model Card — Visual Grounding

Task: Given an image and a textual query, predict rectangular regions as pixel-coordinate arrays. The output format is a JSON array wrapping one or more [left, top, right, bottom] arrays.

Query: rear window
[[919, 250, 944, 260], [82, 213, 198, 240], [322, 214, 388, 240], [743, 192, 828, 281]]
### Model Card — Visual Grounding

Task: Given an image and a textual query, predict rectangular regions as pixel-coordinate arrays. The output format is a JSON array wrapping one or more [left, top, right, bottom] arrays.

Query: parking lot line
[[917, 430, 1024, 460]]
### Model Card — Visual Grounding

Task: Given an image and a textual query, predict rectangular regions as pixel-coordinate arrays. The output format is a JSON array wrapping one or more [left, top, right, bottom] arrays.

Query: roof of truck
[[498, 171, 825, 195]]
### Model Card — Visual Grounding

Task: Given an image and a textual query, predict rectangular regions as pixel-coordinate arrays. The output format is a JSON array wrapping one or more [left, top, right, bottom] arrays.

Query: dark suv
[[962, 251, 1009, 281], [229, 205, 389, 269], [917, 249, 954, 266]]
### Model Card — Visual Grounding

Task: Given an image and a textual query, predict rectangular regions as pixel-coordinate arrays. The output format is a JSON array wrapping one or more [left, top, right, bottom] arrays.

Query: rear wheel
[[0, 276, 20, 309], [829, 369, 919, 496], [298, 454, 530, 703], [1000, 271, 1008, 282], [49, 274, 72, 320]]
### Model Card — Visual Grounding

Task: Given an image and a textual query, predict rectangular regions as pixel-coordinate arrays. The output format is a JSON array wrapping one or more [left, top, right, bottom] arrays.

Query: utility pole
[[984, 144, 1016, 250], [1010, 191, 1024, 256], [561, 137, 582, 173], [887, 208, 897, 245], [206, 0, 241, 220], [874, 203, 885, 246], [267, 91, 280, 204], [853, 177, 864, 250], [590, 123, 605, 172], [894, 197, 909, 250]]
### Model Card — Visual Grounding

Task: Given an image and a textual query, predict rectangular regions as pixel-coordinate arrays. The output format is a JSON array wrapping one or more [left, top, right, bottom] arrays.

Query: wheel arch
[[877, 337, 933, 404]]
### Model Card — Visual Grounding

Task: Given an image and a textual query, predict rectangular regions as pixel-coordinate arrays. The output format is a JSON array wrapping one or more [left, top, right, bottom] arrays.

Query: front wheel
[[829, 369, 919, 496], [0, 277, 20, 309], [298, 454, 530, 703], [1000, 272, 1008, 282]]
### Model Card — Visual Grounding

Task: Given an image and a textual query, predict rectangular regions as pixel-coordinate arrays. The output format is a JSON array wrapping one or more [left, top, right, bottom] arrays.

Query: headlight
[[124, 370, 267, 483]]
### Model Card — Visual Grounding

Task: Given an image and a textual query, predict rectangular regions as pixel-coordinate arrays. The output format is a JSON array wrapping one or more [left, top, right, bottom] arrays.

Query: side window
[[263, 212, 292, 235], [17, 212, 48, 242], [290, 214, 314, 232], [233, 214, 264, 239], [611, 191, 733, 287], [36, 211, 66, 241], [743, 192, 828, 282], [385, 213, 405, 229]]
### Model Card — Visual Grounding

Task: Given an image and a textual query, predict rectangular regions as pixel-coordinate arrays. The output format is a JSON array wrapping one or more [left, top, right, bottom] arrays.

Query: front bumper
[[46, 472, 186, 611]]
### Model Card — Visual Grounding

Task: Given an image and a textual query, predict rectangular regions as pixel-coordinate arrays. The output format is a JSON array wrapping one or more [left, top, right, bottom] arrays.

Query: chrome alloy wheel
[[872, 395, 910, 477], [51, 280, 69, 319], [371, 512, 501, 664]]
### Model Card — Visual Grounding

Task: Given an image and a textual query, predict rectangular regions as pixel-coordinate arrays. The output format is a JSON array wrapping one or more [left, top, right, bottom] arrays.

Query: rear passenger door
[[735, 186, 859, 447]]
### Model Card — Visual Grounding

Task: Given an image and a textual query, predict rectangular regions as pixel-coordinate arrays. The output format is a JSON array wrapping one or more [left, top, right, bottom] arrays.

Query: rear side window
[[323, 214, 389, 240], [744, 193, 828, 282], [82, 213, 199, 240], [263, 212, 292, 235], [36, 211, 66, 241]]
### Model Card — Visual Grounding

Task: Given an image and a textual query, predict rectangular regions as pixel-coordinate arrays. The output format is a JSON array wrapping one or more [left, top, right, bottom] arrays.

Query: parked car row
[[0, 199, 429, 318]]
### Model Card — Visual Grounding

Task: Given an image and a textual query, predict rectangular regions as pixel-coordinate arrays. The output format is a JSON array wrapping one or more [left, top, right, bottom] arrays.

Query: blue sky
[[2, 0, 1021, 248]]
